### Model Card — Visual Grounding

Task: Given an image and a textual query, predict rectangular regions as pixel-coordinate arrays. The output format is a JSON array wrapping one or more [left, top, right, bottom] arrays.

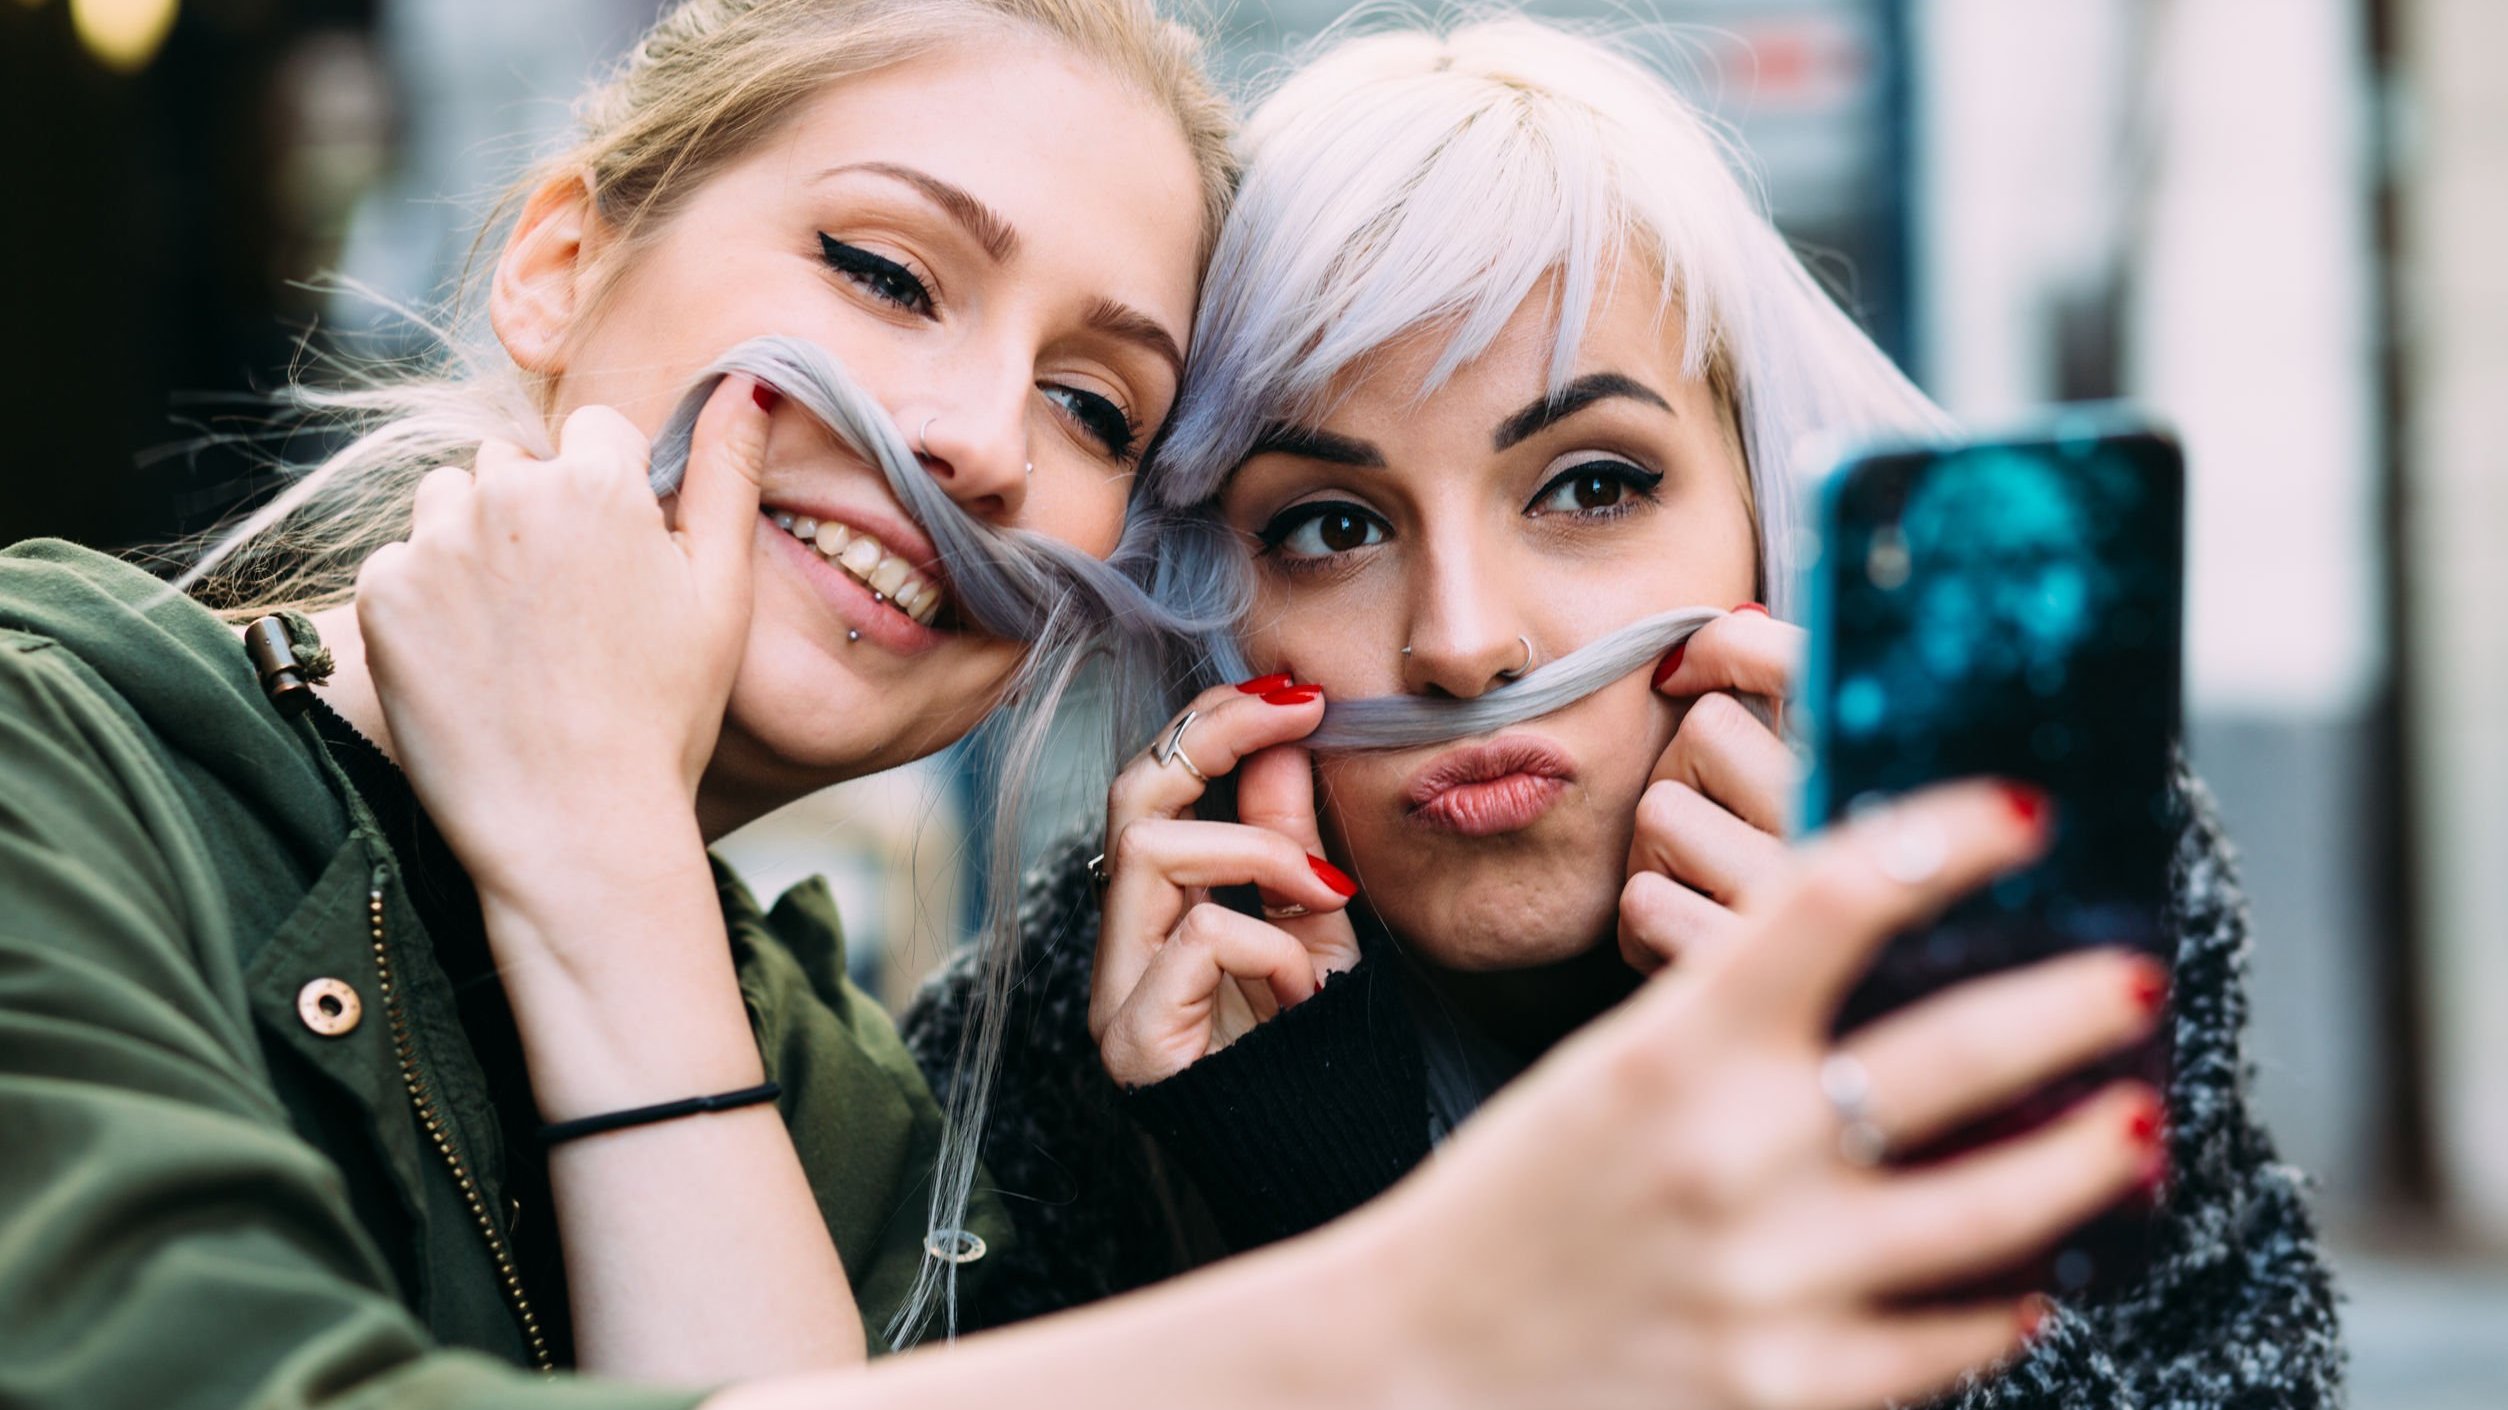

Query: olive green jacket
[[0, 540, 1006, 1409]]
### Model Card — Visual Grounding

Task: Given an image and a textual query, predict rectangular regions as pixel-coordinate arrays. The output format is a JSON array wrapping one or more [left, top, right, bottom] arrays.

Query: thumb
[[673, 373, 771, 613]]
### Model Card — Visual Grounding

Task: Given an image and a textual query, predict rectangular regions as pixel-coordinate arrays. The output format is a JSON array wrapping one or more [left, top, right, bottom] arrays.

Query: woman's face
[[1220, 279, 1758, 971], [526, 39, 1204, 814]]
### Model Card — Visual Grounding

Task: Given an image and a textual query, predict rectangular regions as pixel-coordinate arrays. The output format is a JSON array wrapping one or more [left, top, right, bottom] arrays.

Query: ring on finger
[[1086, 851, 1110, 891], [1261, 902, 1311, 922], [1153, 710, 1210, 784], [1818, 1051, 1891, 1168]]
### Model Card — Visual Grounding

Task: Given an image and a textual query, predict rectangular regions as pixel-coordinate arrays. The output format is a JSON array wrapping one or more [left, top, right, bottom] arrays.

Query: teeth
[[769, 507, 947, 628]]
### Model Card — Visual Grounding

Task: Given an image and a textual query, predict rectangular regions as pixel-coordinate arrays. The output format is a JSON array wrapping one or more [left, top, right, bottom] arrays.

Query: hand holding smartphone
[[1799, 411, 2186, 1298]]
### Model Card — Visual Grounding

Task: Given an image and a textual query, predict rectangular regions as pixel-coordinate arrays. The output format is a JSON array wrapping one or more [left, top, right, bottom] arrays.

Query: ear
[[488, 173, 601, 378]]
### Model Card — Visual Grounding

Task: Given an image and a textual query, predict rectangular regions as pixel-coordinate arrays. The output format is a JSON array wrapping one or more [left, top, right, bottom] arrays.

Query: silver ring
[[1086, 851, 1109, 890], [1262, 903, 1311, 922], [917, 416, 938, 456], [1498, 634, 1534, 680], [1152, 710, 1209, 783], [1818, 1052, 1890, 1168]]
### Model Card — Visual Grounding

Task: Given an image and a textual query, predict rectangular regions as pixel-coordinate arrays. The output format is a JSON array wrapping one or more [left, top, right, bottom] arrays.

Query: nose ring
[[917, 416, 938, 457], [1498, 635, 1535, 681]]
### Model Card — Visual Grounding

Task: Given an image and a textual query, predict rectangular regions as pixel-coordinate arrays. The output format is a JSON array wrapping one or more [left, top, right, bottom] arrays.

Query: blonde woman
[[913, 13, 2345, 1410], [0, 3, 2125, 1409]]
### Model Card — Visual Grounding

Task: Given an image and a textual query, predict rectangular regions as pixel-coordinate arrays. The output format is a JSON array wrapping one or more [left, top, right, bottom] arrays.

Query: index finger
[[1700, 781, 2054, 1034], [1653, 605, 1803, 701], [1106, 678, 1326, 831]]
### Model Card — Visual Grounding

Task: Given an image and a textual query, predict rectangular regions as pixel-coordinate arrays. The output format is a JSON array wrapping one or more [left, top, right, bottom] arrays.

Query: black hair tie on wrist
[[539, 1080, 782, 1146]]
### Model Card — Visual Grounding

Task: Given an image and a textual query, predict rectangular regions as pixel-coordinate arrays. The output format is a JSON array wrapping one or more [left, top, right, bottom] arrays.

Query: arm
[[354, 379, 864, 1380], [739, 783, 2171, 1410], [0, 646, 696, 1410]]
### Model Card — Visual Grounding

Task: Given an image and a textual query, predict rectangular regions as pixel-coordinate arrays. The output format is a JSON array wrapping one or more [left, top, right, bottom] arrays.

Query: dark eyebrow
[[1084, 297, 1186, 383], [1246, 423, 1386, 468], [820, 161, 1018, 263], [1492, 373, 1675, 450]]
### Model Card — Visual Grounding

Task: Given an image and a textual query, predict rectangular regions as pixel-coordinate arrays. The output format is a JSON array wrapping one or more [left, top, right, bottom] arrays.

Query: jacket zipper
[[367, 886, 554, 1372]]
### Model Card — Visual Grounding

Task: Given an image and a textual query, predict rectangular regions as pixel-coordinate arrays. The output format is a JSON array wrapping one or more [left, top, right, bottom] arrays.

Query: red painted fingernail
[[1651, 642, 1687, 689], [1262, 685, 1322, 706], [750, 380, 779, 413], [1730, 602, 1770, 616], [2017, 1294, 2054, 1342], [1308, 854, 1357, 897], [2001, 782, 2053, 831], [2126, 1091, 2165, 1148], [1235, 672, 1294, 694], [2126, 957, 2169, 1015]]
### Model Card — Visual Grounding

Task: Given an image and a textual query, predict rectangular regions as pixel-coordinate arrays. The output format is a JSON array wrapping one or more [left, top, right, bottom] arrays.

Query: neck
[[288, 604, 775, 844], [1415, 939, 1643, 1062]]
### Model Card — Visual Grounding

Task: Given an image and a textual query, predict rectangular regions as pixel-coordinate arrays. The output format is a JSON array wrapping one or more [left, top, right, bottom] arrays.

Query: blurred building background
[[3, 0, 2502, 1400]]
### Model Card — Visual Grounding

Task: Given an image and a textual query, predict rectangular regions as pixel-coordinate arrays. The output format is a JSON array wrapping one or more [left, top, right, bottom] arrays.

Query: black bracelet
[[539, 1080, 782, 1146]]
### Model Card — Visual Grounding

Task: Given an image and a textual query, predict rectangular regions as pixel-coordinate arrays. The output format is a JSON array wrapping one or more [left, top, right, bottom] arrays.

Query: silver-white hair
[[1131, 9, 1953, 733]]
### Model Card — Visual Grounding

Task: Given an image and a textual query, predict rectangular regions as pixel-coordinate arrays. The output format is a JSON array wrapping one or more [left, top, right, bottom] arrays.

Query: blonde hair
[[183, 0, 1234, 614]]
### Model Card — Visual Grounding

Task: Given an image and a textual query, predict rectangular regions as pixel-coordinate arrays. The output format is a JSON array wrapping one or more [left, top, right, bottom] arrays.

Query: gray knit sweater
[[902, 768, 2345, 1406]]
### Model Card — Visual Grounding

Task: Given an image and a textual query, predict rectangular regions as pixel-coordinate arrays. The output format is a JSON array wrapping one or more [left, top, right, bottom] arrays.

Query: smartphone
[[1797, 410, 2185, 1299]]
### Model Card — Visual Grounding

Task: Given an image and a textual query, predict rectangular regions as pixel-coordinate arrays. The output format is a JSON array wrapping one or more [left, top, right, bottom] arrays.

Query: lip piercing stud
[[847, 630, 860, 642]]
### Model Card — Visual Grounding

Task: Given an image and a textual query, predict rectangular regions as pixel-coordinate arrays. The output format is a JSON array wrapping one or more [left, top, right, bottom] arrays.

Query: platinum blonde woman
[[0, 2, 2143, 1409], [910, 14, 2346, 1410]]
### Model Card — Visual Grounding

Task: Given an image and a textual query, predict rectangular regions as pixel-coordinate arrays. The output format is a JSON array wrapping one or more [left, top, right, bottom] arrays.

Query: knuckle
[[1683, 690, 1752, 746], [1718, 1335, 1806, 1410], [1177, 901, 1230, 942], [1636, 779, 1697, 838], [1109, 817, 1162, 870]]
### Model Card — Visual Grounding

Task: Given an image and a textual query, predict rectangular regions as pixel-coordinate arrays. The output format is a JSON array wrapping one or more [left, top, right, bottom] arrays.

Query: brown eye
[[1318, 509, 1373, 552], [1259, 500, 1390, 560], [1570, 474, 1624, 510], [1530, 460, 1666, 518]]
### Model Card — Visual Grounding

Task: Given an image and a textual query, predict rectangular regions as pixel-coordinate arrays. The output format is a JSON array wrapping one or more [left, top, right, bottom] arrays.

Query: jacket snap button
[[296, 977, 363, 1037]]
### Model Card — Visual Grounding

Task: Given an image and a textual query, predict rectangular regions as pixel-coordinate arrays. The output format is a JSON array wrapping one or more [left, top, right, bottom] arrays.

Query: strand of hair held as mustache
[[647, 337, 1734, 751]]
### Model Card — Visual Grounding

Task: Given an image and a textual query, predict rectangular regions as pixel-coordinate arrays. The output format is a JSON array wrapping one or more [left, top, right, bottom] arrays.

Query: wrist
[[474, 832, 766, 1122]]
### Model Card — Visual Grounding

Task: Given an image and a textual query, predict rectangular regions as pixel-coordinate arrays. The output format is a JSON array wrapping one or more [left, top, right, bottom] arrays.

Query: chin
[[1374, 867, 1620, 974]]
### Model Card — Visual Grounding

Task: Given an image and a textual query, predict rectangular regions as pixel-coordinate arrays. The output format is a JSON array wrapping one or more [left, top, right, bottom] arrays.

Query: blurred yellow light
[[70, 0, 177, 74]]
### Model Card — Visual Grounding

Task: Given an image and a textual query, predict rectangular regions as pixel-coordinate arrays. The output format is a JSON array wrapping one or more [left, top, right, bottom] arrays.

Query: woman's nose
[[1401, 560, 1532, 700], [904, 394, 1028, 525]]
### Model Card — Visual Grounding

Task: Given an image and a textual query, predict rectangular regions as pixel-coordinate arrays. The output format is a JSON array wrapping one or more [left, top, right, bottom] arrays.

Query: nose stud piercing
[[917, 416, 938, 456]]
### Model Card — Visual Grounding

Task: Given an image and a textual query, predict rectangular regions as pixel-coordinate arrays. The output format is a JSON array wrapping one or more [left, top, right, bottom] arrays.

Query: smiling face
[[516, 37, 1205, 823], [1220, 275, 1758, 971]]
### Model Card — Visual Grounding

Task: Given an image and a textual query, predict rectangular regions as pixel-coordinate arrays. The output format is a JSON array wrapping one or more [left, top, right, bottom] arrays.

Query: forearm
[[701, 1214, 1420, 1410], [480, 815, 864, 1381]]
